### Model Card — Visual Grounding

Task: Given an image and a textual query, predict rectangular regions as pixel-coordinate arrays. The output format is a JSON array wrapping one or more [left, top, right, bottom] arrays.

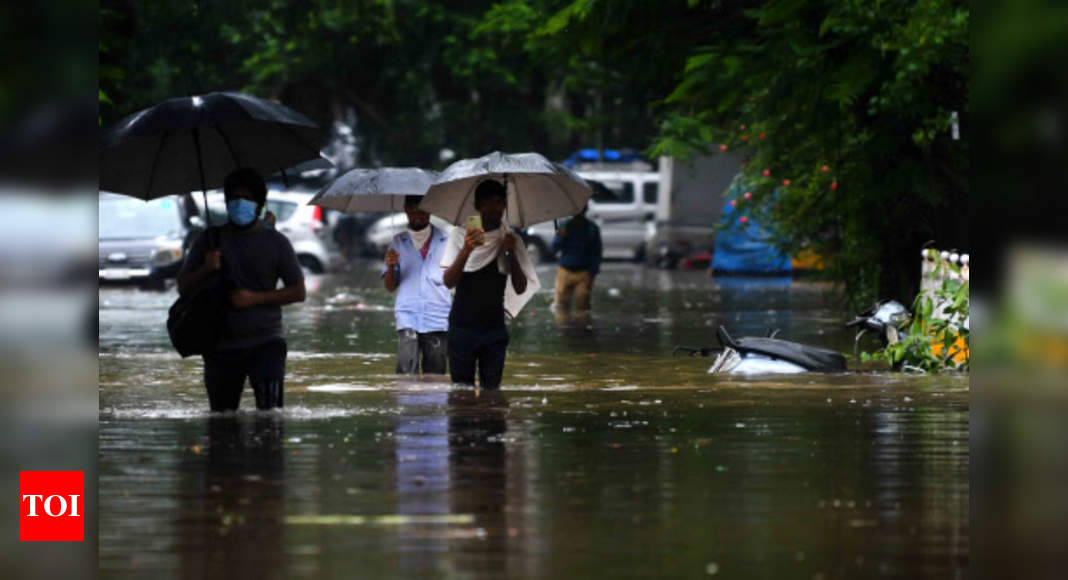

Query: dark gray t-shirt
[[181, 223, 304, 349]]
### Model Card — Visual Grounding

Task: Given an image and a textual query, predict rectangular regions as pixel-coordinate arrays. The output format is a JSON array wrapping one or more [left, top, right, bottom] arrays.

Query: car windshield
[[99, 196, 183, 239]]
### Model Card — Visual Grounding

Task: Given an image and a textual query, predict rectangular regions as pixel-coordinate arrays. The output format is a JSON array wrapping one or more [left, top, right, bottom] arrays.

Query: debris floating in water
[[705, 562, 719, 575]]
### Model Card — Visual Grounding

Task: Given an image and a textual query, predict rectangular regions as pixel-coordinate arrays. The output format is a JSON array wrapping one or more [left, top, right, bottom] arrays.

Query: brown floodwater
[[99, 262, 968, 578]]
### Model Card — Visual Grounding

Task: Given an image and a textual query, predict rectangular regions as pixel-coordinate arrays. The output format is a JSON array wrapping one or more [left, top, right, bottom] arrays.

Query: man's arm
[[228, 233, 306, 307], [230, 284, 306, 309], [176, 231, 218, 296], [383, 247, 400, 292], [443, 229, 481, 288], [442, 249, 470, 288], [590, 225, 603, 277], [502, 234, 527, 294], [177, 254, 219, 295]]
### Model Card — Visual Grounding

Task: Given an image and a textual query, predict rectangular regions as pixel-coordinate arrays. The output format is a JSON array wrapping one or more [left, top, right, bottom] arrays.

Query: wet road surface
[[99, 263, 968, 578]]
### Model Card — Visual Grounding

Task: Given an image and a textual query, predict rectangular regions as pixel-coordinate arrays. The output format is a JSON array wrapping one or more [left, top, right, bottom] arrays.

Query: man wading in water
[[383, 195, 452, 375], [177, 168, 305, 411], [440, 179, 538, 389]]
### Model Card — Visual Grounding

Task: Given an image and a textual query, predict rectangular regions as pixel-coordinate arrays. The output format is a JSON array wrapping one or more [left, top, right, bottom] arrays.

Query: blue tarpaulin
[[711, 186, 791, 273]]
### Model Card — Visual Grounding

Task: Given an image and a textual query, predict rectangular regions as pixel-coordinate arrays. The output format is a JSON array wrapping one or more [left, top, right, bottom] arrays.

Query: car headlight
[[150, 246, 183, 266]]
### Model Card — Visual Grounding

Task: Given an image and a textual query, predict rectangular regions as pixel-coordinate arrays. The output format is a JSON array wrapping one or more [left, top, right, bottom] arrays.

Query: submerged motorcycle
[[673, 300, 909, 375]]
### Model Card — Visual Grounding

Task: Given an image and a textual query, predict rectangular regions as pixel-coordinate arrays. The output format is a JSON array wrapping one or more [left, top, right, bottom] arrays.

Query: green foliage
[[100, 1, 968, 305], [542, 0, 968, 305], [863, 262, 970, 373]]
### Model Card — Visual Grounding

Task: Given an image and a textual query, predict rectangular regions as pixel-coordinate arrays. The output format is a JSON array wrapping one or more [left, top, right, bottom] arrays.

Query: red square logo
[[19, 471, 84, 541]]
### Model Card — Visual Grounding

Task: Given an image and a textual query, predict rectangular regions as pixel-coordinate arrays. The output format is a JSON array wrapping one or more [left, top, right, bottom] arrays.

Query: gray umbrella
[[100, 91, 326, 203], [419, 151, 592, 227], [309, 167, 439, 213]]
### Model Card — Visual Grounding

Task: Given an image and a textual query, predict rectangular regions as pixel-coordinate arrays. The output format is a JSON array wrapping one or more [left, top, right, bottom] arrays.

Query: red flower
[[830, 181, 838, 191], [719, 144, 728, 152], [729, 199, 736, 207], [741, 135, 750, 141], [782, 179, 791, 187], [739, 124, 746, 131], [762, 169, 771, 177], [758, 132, 766, 140], [820, 165, 829, 173], [744, 191, 752, 200], [739, 216, 749, 225]]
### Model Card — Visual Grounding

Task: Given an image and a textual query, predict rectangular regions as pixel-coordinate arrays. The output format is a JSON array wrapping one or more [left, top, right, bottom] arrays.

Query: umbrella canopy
[[309, 167, 439, 213], [100, 91, 326, 200], [419, 151, 592, 227]]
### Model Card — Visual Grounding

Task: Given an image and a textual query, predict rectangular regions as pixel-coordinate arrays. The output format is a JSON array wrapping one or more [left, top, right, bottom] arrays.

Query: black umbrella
[[100, 91, 327, 221]]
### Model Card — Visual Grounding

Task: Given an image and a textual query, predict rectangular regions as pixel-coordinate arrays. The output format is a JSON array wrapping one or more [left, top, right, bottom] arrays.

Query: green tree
[[100, 0, 677, 169], [542, 0, 969, 305]]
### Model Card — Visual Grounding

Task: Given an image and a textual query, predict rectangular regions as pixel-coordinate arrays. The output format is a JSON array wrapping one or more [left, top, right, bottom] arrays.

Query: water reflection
[[393, 389, 450, 577], [387, 388, 516, 576], [99, 266, 970, 577], [446, 389, 512, 576], [178, 415, 286, 580], [552, 309, 594, 338]]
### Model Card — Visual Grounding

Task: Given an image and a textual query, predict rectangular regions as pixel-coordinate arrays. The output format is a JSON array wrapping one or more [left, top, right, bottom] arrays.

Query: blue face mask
[[226, 199, 259, 226]]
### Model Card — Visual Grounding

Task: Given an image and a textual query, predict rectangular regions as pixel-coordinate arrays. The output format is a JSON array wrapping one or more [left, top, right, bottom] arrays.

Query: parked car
[[364, 213, 455, 255], [523, 172, 659, 263], [199, 190, 344, 273], [98, 192, 200, 289]]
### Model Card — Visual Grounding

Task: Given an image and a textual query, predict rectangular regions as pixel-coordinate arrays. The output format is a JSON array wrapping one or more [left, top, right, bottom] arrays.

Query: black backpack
[[167, 229, 230, 357]]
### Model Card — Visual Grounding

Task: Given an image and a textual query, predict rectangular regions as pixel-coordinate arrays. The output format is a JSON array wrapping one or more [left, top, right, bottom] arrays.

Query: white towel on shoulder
[[440, 225, 541, 319]]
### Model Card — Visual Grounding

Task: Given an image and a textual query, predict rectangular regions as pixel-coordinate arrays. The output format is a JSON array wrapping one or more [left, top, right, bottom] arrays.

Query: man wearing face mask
[[177, 168, 306, 411], [382, 195, 452, 375]]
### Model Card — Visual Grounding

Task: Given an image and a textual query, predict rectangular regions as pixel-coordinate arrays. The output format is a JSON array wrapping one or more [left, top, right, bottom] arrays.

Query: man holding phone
[[440, 179, 539, 389], [383, 195, 452, 374]]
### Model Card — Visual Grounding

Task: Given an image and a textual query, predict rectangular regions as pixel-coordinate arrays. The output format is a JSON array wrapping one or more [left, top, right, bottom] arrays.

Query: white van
[[523, 170, 659, 263]]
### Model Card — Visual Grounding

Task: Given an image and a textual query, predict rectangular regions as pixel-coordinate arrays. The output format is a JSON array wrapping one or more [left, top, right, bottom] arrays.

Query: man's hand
[[229, 289, 260, 309], [203, 250, 222, 272], [463, 228, 484, 250], [384, 248, 399, 268], [501, 233, 517, 251]]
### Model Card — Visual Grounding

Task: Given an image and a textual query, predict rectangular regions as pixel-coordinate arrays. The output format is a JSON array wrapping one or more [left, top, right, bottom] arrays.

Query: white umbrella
[[419, 151, 592, 227], [309, 167, 439, 213]]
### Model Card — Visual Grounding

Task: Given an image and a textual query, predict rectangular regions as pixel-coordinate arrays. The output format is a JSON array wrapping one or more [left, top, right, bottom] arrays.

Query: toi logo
[[19, 471, 84, 541]]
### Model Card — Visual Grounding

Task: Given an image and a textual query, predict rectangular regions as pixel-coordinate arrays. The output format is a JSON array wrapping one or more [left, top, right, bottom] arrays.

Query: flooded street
[[99, 263, 968, 578]]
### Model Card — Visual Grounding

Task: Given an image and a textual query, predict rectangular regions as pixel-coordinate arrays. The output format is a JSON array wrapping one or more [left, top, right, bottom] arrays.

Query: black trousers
[[202, 338, 287, 411], [448, 325, 509, 389], [396, 329, 449, 375]]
